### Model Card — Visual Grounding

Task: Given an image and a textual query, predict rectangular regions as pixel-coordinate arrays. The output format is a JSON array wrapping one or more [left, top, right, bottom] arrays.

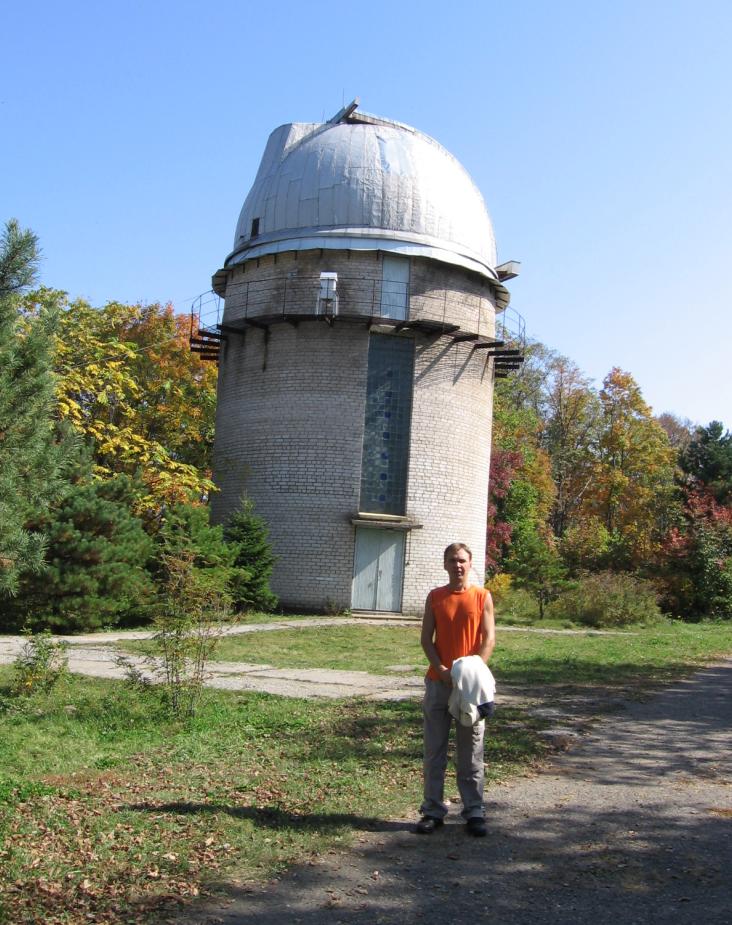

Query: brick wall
[[221, 250, 497, 336], [211, 320, 368, 610], [212, 250, 495, 613], [401, 336, 493, 612], [410, 256, 497, 339]]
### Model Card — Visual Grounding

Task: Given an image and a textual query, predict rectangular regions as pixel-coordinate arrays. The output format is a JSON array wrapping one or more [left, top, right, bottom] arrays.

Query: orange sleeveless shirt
[[426, 584, 487, 681]]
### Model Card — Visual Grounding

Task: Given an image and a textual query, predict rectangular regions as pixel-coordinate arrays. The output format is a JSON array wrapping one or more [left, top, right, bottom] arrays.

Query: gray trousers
[[420, 678, 485, 820]]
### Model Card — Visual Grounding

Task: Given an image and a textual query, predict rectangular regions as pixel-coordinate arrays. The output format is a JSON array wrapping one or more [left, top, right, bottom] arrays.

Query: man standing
[[416, 542, 495, 836]]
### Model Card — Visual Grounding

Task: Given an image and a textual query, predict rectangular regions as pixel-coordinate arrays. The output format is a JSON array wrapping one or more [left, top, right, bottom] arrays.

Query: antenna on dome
[[328, 98, 360, 124]]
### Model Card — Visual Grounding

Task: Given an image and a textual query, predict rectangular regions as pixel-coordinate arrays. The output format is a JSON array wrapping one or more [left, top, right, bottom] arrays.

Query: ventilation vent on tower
[[316, 272, 338, 316]]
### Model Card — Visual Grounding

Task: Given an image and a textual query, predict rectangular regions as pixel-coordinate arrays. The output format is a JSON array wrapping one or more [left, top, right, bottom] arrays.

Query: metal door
[[352, 527, 405, 612]]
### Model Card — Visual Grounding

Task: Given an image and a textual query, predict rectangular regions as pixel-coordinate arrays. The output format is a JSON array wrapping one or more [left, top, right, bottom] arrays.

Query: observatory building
[[201, 100, 523, 614]]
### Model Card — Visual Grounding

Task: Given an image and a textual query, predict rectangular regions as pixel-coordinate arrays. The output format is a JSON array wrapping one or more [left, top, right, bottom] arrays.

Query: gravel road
[[182, 658, 732, 925]]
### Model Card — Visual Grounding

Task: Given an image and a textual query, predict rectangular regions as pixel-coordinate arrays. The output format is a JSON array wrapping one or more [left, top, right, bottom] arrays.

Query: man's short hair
[[443, 542, 472, 562]]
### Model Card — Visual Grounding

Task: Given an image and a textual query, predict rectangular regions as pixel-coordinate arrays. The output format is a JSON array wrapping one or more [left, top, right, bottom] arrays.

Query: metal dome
[[226, 102, 502, 286]]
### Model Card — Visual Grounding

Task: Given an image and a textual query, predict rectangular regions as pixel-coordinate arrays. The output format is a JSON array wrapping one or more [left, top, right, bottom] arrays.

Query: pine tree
[[154, 503, 237, 591], [224, 498, 278, 613], [1, 446, 155, 633], [0, 220, 61, 595], [680, 421, 732, 505]]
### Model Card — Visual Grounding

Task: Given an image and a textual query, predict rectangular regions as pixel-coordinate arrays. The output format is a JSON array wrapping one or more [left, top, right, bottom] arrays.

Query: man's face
[[444, 548, 471, 583]]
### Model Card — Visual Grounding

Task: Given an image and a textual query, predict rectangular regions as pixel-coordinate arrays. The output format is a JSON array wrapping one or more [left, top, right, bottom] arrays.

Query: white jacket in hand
[[448, 655, 496, 727]]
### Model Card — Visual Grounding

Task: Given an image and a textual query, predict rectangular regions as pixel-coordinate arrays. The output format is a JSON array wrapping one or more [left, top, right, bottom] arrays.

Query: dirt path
[[182, 658, 732, 925]]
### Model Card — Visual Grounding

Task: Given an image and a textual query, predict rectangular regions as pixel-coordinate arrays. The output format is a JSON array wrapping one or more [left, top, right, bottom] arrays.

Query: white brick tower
[[207, 101, 522, 614]]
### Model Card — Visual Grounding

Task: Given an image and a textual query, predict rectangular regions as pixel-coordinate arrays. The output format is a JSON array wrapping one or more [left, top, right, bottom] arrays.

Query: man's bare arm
[[420, 595, 451, 684], [477, 591, 496, 663]]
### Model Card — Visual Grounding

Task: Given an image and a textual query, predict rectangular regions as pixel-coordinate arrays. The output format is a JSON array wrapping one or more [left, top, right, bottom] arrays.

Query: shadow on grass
[[128, 799, 411, 834], [321, 700, 423, 761]]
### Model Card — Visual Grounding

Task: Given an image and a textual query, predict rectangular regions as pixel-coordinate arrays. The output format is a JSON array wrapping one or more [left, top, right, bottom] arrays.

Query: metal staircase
[[189, 292, 225, 364]]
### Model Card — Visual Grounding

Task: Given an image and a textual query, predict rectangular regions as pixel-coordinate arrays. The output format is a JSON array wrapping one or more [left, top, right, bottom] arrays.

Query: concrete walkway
[[0, 619, 636, 708], [0, 619, 427, 701]]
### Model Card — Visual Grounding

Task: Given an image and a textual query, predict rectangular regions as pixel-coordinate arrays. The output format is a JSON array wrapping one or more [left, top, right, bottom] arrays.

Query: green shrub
[[124, 509, 237, 718], [547, 571, 661, 627], [144, 548, 232, 718], [153, 503, 236, 593], [494, 587, 540, 623]]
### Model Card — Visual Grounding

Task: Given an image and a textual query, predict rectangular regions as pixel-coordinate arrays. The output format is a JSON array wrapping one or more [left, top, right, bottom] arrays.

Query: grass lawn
[[0, 674, 542, 924], [121, 619, 732, 686], [492, 620, 732, 685], [3, 617, 732, 923], [119, 623, 426, 674]]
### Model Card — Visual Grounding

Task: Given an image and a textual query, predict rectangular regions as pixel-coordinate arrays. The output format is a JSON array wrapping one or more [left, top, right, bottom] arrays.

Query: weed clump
[[547, 571, 662, 627], [119, 548, 233, 719], [10, 630, 68, 698]]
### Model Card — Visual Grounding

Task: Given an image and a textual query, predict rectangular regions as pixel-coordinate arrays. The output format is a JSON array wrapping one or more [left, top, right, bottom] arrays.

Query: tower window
[[380, 254, 409, 320], [250, 217, 260, 238], [359, 334, 414, 515]]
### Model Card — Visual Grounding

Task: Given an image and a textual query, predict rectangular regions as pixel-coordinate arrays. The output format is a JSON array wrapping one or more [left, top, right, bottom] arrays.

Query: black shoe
[[466, 817, 487, 837], [416, 815, 444, 835]]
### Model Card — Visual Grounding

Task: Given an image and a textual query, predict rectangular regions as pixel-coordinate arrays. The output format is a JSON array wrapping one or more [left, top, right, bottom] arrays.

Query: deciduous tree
[[47, 295, 217, 510], [487, 363, 555, 578], [588, 368, 677, 569], [660, 489, 732, 619], [657, 412, 695, 453], [541, 356, 600, 538]]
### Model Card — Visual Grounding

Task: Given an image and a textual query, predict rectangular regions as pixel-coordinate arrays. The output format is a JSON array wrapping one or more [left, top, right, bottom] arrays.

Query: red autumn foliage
[[486, 447, 523, 573]]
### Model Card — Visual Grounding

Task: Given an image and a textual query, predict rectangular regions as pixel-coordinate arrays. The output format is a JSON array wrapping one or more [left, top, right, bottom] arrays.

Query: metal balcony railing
[[495, 305, 525, 348], [189, 291, 224, 363], [189, 276, 526, 372], [191, 290, 223, 337]]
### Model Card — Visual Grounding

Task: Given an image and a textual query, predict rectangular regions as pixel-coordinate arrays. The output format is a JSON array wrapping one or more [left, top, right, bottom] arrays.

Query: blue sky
[[2, 0, 730, 428]]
